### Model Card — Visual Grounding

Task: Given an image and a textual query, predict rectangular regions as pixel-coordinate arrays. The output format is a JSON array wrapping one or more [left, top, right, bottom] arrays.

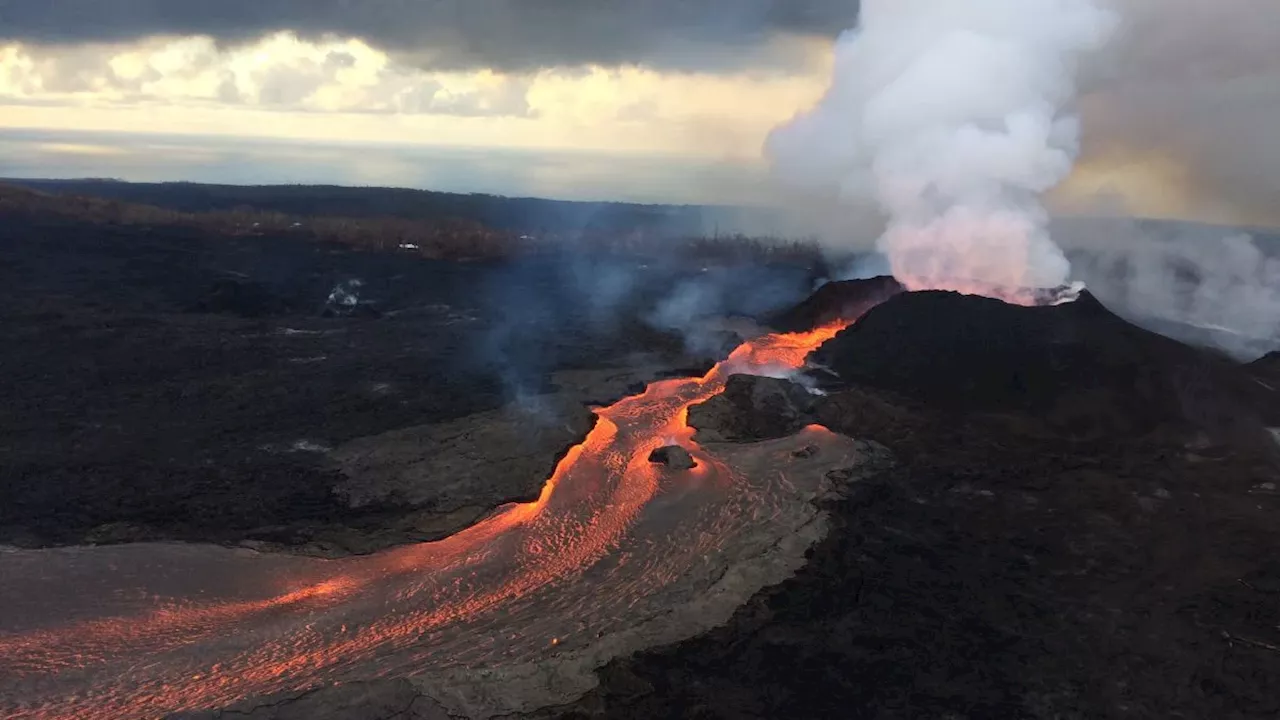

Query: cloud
[[1, 0, 1273, 231], [1058, 0, 1280, 226], [754, 0, 1280, 235], [0, 34, 538, 117], [0, 32, 829, 163], [0, 0, 858, 72]]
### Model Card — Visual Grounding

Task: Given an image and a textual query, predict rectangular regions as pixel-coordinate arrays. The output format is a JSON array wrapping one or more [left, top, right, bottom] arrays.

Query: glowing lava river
[[0, 322, 880, 720]]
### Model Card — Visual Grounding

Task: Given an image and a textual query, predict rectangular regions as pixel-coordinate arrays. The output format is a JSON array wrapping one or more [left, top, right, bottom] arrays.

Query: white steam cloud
[[767, 0, 1117, 303], [1057, 218, 1280, 360]]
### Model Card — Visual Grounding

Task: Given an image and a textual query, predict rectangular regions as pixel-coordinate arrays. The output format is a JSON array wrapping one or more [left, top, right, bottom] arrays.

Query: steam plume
[[767, 0, 1116, 303]]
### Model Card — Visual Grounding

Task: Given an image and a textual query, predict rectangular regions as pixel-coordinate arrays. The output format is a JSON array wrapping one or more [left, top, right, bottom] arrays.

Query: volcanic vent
[[743, 278, 1280, 457], [682, 274, 1280, 473]]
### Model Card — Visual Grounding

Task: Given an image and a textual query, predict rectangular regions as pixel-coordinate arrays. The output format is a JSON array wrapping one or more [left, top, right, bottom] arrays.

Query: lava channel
[[0, 320, 852, 720]]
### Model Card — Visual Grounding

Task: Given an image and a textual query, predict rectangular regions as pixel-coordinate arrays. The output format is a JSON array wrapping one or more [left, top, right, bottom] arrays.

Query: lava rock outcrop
[[766, 275, 903, 333], [687, 374, 919, 452], [648, 445, 697, 470], [688, 375, 816, 443]]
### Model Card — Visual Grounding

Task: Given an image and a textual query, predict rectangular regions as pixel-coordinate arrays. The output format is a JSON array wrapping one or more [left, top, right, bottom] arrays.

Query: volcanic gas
[[768, 0, 1117, 305]]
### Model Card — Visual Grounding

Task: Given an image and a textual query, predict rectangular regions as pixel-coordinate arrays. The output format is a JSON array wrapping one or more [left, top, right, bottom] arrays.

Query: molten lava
[[0, 320, 853, 720]]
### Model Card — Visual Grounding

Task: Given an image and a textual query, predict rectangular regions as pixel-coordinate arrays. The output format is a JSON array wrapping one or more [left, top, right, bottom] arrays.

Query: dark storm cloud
[[0, 0, 858, 71]]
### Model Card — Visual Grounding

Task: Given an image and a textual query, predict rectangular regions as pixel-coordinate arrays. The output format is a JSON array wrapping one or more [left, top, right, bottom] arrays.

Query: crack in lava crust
[[0, 322, 852, 720]]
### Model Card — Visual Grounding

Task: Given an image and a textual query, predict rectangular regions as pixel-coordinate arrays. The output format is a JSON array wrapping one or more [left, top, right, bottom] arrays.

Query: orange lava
[[0, 319, 854, 720]]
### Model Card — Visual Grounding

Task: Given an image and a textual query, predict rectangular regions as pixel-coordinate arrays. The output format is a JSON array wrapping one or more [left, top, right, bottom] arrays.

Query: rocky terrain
[[143, 281, 1280, 720], [5, 189, 1280, 719], [0, 209, 815, 555], [1251, 351, 1280, 384]]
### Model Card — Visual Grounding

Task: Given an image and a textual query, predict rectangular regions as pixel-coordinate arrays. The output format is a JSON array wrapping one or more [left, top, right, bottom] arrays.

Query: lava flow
[[0, 320, 851, 720]]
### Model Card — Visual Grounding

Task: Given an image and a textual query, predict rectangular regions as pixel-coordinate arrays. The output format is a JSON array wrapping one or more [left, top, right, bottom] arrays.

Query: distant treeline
[[0, 181, 824, 267], [5, 178, 724, 239]]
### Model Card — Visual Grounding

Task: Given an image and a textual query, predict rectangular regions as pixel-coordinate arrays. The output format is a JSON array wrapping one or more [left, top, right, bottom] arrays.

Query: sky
[[0, 0, 1277, 225]]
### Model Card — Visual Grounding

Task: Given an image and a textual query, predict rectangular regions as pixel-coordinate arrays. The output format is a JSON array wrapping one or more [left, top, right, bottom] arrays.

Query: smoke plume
[[766, 0, 1116, 302], [1057, 218, 1280, 360]]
